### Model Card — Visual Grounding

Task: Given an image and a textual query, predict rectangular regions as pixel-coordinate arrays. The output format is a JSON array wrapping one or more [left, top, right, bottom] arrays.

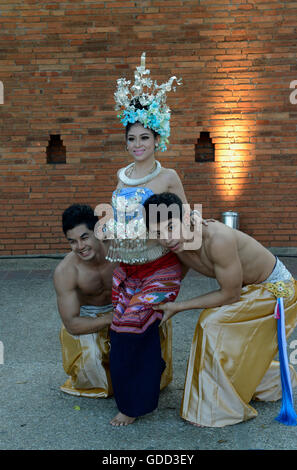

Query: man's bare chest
[[179, 249, 215, 278], [78, 277, 104, 296], [76, 266, 111, 296]]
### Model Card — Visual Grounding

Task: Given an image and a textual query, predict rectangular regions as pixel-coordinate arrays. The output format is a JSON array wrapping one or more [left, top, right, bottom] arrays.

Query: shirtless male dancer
[[143, 192, 297, 427], [53, 204, 115, 398], [54, 204, 174, 421]]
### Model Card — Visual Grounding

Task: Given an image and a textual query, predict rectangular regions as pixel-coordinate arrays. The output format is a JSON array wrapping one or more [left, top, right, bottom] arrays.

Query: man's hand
[[202, 218, 216, 226], [104, 311, 114, 326], [154, 302, 180, 325], [190, 209, 216, 227]]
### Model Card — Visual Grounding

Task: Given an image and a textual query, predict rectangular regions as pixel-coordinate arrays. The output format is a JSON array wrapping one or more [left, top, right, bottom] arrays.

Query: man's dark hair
[[62, 204, 98, 235], [143, 192, 184, 231]]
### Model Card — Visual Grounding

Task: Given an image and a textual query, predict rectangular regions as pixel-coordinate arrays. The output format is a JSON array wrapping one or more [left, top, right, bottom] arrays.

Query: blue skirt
[[109, 321, 166, 417]]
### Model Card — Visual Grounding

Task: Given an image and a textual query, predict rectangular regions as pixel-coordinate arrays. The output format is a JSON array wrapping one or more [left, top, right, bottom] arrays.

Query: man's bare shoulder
[[203, 221, 237, 256], [204, 220, 235, 240], [53, 252, 78, 291], [160, 167, 179, 182]]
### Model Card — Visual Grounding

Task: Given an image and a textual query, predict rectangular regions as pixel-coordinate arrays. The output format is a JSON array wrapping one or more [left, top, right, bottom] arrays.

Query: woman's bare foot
[[110, 412, 136, 426]]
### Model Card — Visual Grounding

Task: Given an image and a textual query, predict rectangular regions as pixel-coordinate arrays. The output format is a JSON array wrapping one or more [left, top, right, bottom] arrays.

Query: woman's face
[[126, 122, 158, 162]]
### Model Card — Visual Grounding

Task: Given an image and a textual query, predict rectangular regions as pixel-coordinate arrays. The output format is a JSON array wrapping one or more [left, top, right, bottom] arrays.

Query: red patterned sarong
[[111, 252, 182, 334], [110, 251, 182, 416]]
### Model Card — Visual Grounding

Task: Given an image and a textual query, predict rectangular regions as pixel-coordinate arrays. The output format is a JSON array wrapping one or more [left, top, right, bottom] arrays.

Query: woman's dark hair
[[62, 204, 98, 235], [143, 192, 184, 231], [125, 98, 159, 140]]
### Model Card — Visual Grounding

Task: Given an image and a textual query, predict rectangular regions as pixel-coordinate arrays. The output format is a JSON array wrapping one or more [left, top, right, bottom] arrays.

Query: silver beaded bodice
[[105, 187, 169, 265]]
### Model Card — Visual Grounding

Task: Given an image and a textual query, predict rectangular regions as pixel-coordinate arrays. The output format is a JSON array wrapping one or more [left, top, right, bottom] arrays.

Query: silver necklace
[[118, 160, 162, 186]]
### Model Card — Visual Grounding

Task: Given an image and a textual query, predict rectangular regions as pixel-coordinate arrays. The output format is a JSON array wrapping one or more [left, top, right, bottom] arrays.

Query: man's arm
[[53, 265, 113, 335], [158, 232, 243, 324], [181, 262, 189, 280]]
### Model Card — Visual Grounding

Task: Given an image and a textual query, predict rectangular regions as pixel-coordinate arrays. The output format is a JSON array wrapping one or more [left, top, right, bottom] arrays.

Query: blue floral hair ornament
[[115, 53, 182, 152]]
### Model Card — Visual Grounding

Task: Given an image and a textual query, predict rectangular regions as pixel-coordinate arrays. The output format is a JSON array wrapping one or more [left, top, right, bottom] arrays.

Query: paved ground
[[0, 255, 297, 451]]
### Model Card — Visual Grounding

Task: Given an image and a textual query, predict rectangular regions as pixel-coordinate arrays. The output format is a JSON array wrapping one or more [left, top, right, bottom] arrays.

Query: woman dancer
[[101, 54, 190, 426]]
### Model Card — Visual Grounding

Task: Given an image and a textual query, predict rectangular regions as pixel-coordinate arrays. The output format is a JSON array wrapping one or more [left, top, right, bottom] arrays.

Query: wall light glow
[[212, 122, 255, 202]]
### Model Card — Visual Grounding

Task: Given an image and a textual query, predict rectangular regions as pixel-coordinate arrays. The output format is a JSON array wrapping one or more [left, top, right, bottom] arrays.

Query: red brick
[[0, 1, 296, 253]]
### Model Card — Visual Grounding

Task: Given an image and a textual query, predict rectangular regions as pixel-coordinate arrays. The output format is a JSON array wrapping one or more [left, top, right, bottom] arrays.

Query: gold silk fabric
[[59, 311, 173, 397], [60, 320, 113, 398], [181, 279, 297, 427]]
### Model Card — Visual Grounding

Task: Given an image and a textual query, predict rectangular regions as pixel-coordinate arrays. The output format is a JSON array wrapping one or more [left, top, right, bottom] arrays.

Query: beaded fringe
[[106, 239, 169, 264]]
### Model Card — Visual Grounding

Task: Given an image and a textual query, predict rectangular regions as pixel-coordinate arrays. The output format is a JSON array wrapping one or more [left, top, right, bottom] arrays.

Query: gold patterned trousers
[[59, 308, 173, 398]]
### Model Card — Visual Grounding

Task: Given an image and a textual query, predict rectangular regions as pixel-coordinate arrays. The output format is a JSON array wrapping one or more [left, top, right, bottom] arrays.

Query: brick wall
[[0, 0, 297, 255]]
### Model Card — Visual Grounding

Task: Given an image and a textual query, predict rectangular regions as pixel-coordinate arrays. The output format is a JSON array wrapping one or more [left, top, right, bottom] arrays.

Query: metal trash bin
[[221, 211, 239, 229]]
